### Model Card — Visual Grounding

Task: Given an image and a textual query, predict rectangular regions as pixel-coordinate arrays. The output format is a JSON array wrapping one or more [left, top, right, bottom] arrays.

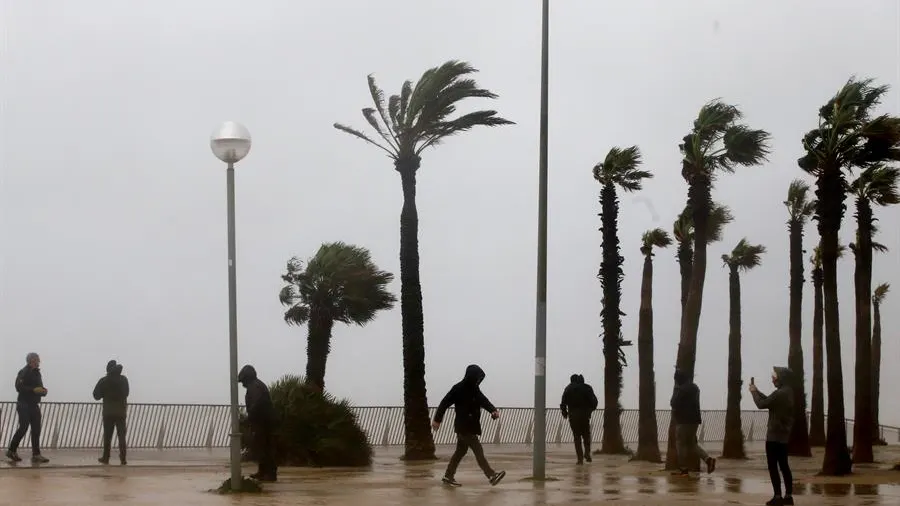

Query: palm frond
[[720, 125, 772, 171], [673, 209, 693, 244], [283, 305, 310, 326], [642, 228, 672, 251], [362, 108, 398, 150], [784, 178, 817, 223], [682, 99, 770, 181], [333, 123, 396, 158], [873, 282, 891, 305], [724, 238, 766, 271], [852, 164, 900, 206], [707, 203, 735, 243], [367, 74, 398, 148], [593, 146, 651, 191], [416, 110, 513, 154], [398, 80, 413, 129], [872, 241, 890, 253]]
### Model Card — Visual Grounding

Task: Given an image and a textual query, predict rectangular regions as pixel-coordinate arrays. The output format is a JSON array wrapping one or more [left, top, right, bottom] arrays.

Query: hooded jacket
[[434, 364, 497, 436], [751, 366, 795, 443], [237, 365, 276, 426], [670, 369, 702, 425], [92, 360, 129, 417], [15, 365, 46, 405], [560, 374, 599, 419]]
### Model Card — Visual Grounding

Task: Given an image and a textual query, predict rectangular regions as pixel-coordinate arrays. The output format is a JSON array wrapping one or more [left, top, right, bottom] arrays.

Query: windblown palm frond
[[722, 238, 766, 271], [593, 146, 652, 191], [873, 283, 890, 305], [785, 179, 817, 223], [851, 165, 900, 206], [673, 202, 733, 245], [680, 99, 771, 181], [642, 228, 672, 250]]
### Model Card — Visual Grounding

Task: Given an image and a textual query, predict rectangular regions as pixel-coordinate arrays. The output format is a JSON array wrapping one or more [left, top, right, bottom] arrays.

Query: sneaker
[[765, 497, 784, 506], [98, 457, 109, 465], [705, 457, 716, 474], [782, 497, 794, 505], [489, 471, 506, 486], [31, 455, 49, 464], [585, 455, 592, 463], [442, 476, 462, 487], [6, 450, 22, 462]]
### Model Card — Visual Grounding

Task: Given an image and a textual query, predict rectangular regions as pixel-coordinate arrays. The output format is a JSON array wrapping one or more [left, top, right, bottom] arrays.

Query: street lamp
[[210, 121, 252, 491]]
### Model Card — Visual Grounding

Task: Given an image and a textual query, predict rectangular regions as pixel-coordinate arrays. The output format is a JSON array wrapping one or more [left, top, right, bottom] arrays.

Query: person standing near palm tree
[[750, 368, 796, 506], [670, 369, 715, 475], [560, 373, 598, 465], [238, 365, 277, 482]]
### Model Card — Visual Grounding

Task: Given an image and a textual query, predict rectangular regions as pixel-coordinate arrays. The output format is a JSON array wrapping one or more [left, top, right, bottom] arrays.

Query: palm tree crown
[[722, 239, 766, 271], [785, 179, 817, 224], [673, 203, 735, 245], [641, 228, 672, 256], [873, 283, 891, 305], [852, 164, 900, 206], [593, 146, 652, 190], [680, 100, 771, 181]]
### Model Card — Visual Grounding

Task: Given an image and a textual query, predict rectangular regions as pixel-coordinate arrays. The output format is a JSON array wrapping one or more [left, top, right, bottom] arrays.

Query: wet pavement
[[1, 445, 899, 505]]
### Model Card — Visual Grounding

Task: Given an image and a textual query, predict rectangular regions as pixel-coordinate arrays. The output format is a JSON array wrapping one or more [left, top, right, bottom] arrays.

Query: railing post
[[525, 419, 534, 445], [205, 420, 215, 449], [50, 423, 60, 450], [156, 420, 166, 450], [381, 420, 390, 447], [747, 419, 755, 442], [555, 420, 562, 444]]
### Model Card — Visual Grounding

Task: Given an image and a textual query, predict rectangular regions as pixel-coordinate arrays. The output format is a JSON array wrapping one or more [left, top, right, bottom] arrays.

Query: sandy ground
[[0, 444, 898, 505]]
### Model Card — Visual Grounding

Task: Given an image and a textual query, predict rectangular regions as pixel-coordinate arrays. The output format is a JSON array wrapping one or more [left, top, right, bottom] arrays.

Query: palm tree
[[784, 179, 816, 457], [798, 77, 900, 475], [279, 242, 396, 391], [872, 282, 890, 442], [848, 165, 899, 463], [633, 228, 672, 463], [721, 239, 766, 459], [593, 146, 652, 455], [334, 60, 513, 460]]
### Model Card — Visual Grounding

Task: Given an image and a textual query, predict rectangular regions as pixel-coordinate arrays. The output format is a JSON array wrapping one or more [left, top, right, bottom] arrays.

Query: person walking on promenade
[[433, 364, 506, 487], [670, 368, 716, 475], [93, 360, 130, 465], [560, 373, 598, 464], [238, 365, 278, 482], [750, 367, 796, 506], [6, 352, 50, 463]]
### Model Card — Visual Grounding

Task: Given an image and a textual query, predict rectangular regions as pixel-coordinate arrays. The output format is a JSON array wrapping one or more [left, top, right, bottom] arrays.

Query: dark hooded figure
[[237, 365, 277, 482], [670, 369, 716, 474], [93, 360, 130, 464], [560, 373, 598, 464], [433, 364, 506, 487], [750, 366, 795, 506], [7, 352, 49, 463]]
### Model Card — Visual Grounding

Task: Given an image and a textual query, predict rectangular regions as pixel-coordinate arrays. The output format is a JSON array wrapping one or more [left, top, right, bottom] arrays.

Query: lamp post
[[210, 121, 252, 491]]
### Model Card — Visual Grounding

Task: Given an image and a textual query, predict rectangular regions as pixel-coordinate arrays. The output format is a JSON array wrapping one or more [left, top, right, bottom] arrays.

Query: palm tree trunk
[[852, 199, 874, 463], [787, 221, 812, 456], [809, 268, 826, 447], [305, 311, 334, 391], [678, 177, 710, 380], [872, 299, 882, 444], [599, 182, 627, 454], [665, 240, 694, 470], [722, 266, 746, 459], [396, 157, 436, 461], [818, 166, 852, 476], [634, 251, 661, 462]]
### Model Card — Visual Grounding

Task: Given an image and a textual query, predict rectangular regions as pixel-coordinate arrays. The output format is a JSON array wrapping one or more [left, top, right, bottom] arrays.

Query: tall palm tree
[[633, 228, 672, 463], [798, 77, 900, 475], [334, 60, 513, 460], [279, 242, 396, 391], [784, 179, 816, 457], [721, 239, 766, 459], [848, 165, 899, 463], [872, 282, 890, 442], [593, 146, 652, 455], [665, 203, 733, 470]]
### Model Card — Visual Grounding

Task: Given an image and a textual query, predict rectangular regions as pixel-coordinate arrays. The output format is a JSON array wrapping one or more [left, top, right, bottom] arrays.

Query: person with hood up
[[7, 352, 49, 463], [670, 368, 716, 475], [237, 365, 277, 482], [432, 364, 506, 487], [750, 367, 795, 506], [560, 373, 598, 464], [93, 360, 130, 464]]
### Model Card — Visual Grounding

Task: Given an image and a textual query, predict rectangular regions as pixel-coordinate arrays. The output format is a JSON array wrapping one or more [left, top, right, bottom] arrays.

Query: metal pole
[[226, 162, 242, 490], [533, 0, 550, 481]]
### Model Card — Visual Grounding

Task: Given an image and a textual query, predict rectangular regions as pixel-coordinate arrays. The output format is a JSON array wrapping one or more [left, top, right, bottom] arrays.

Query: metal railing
[[0, 402, 896, 450]]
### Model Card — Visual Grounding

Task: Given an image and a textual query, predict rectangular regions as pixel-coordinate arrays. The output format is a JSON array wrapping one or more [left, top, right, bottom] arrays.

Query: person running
[[7, 352, 50, 463], [750, 367, 795, 506], [237, 365, 278, 482], [560, 373, 598, 464], [432, 364, 506, 487], [93, 360, 130, 465], [670, 368, 715, 475]]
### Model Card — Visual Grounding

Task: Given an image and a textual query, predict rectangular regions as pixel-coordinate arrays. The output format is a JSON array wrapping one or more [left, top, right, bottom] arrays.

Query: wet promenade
[[1, 445, 898, 505]]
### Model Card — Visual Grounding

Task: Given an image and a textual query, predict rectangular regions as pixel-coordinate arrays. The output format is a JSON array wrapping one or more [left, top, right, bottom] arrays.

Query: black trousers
[[765, 441, 793, 497], [445, 434, 495, 479], [569, 414, 592, 461], [253, 425, 277, 478], [101, 415, 127, 461], [9, 402, 42, 455]]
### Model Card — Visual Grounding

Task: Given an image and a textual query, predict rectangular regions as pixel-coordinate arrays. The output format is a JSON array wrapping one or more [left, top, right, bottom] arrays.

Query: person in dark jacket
[[237, 365, 277, 482], [670, 369, 715, 474], [6, 352, 50, 463], [93, 360, 130, 465], [560, 373, 598, 464], [432, 364, 506, 487], [750, 367, 795, 506]]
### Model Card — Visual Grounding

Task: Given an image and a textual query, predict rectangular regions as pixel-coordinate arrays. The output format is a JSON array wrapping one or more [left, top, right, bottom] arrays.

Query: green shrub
[[240, 375, 372, 467]]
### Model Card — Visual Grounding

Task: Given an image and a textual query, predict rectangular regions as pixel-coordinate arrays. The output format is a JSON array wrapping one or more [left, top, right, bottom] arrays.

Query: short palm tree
[[633, 228, 671, 463], [784, 179, 816, 457], [279, 242, 396, 391], [799, 77, 900, 474], [593, 146, 652, 455], [848, 165, 899, 462], [721, 239, 766, 459], [334, 60, 513, 460], [872, 282, 890, 441]]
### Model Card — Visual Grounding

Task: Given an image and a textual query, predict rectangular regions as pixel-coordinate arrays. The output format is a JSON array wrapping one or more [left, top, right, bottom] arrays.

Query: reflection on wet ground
[[0, 445, 898, 505]]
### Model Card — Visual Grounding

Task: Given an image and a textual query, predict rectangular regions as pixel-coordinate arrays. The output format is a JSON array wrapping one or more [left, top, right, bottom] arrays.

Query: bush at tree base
[[240, 374, 372, 467]]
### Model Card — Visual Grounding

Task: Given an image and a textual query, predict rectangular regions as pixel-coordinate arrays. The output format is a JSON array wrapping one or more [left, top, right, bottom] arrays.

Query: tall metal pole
[[226, 162, 242, 490], [533, 0, 550, 481]]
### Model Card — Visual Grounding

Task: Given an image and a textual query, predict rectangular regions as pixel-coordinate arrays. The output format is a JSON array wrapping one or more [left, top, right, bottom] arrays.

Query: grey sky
[[1, 1, 898, 426]]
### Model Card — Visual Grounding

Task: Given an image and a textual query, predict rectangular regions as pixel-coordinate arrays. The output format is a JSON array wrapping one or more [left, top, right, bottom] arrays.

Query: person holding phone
[[7, 353, 50, 463], [750, 368, 795, 506]]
